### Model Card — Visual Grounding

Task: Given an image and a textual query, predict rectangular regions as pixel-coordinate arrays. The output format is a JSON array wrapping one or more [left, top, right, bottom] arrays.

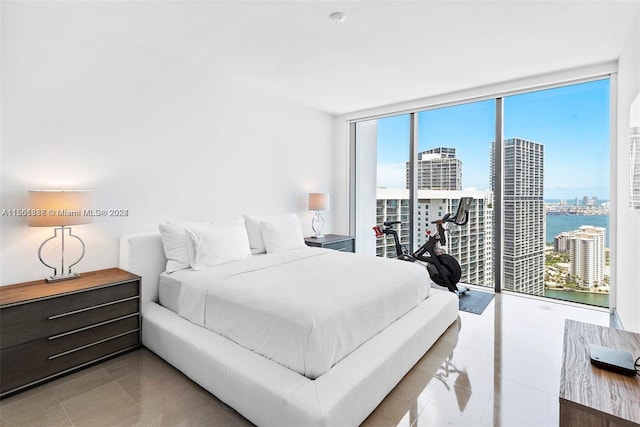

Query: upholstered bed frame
[[119, 231, 459, 426]]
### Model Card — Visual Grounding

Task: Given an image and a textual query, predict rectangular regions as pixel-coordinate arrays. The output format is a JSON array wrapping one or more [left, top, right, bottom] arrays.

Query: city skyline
[[376, 79, 610, 200], [375, 135, 608, 306]]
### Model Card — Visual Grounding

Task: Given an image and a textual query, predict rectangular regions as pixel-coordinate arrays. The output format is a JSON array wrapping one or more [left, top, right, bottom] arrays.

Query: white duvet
[[170, 247, 430, 379]]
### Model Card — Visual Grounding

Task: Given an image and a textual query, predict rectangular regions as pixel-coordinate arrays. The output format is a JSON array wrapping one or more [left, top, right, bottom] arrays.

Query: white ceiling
[[16, 1, 640, 115]]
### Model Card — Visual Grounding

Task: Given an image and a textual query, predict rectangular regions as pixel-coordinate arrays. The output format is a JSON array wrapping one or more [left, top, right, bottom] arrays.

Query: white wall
[[0, 4, 336, 285], [615, 12, 640, 333]]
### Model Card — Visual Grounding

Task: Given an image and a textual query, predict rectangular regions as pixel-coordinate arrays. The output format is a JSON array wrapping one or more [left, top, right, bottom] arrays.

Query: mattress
[[160, 247, 431, 379], [159, 272, 182, 314]]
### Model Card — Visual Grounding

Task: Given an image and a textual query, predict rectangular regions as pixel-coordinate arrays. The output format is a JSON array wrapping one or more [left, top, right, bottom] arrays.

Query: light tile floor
[[0, 292, 610, 426]]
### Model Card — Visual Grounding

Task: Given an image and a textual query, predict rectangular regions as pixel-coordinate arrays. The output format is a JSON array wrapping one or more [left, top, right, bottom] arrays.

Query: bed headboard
[[119, 232, 166, 303]]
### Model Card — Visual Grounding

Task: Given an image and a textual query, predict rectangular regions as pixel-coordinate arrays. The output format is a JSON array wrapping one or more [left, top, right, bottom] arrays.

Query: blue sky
[[377, 79, 610, 200]]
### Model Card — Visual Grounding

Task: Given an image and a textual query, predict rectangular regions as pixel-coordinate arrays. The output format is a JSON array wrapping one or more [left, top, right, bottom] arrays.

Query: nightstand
[[0, 268, 141, 397], [305, 234, 355, 252]]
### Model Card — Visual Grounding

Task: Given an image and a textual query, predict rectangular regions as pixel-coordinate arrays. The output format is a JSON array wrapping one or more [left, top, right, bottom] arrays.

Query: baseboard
[[609, 308, 625, 330]]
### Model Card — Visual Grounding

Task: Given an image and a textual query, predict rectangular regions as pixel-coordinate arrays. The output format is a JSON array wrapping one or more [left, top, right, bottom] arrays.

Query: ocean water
[[546, 214, 609, 247], [544, 288, 609, 307]]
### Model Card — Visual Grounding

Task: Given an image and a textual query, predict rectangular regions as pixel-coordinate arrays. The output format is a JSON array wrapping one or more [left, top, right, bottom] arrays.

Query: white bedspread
[[169, 247, 430, 379]]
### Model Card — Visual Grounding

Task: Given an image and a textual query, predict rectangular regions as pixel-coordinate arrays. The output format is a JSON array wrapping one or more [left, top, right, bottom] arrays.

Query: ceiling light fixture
[[329, 12, 346, 24]]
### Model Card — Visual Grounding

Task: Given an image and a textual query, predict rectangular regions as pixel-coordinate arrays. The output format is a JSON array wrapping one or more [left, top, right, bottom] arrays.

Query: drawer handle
[[48, 329, 139, 360], [48, 296, 139, 320], [48, 313, 139, 340], [336, 248, 347, 251]]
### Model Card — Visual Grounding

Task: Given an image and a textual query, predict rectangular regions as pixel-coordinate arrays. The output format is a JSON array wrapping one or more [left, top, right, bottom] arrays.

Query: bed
[[119, 231, 459, 426]]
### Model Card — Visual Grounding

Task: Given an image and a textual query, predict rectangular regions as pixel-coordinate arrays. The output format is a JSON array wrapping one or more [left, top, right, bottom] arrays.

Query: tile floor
[[0, 292, 610, 426]]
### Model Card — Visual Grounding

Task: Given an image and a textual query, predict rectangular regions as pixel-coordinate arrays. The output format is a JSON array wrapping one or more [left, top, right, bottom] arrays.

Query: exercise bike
[[373, 197, 473, 297]]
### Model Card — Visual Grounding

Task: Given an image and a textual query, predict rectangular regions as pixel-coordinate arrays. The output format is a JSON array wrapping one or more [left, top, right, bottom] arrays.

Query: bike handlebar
[[430, 213, 454, 225]]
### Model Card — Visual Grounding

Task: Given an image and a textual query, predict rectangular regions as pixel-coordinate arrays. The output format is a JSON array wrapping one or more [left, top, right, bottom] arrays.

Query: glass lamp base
[[312, 211, 325, 239], [46, 273, 80, 283]]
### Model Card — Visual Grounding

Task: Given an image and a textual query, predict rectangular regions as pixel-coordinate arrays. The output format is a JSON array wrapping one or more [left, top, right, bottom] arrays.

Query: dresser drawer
[[0, 280, 139, 349], [46, 313, 139, 359], [323, 240, 355, 252], [0, 317, 139, 394]]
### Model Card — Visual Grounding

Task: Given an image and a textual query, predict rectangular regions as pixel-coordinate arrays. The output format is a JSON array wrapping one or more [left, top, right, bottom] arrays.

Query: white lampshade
[[309, 193, 330, 211], [28, 190, 95, 227]]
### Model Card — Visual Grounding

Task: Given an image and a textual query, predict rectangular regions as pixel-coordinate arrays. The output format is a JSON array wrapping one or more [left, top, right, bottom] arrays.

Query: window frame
[[348, 71, 616, 310]]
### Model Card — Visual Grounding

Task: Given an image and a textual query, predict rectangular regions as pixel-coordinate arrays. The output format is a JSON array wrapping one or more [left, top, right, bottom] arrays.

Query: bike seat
[[383, 220, 401, 226]]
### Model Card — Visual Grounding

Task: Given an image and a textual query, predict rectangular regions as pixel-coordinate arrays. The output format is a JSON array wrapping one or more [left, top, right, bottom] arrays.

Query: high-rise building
[[406, 147, 462, 190], [565, 226, 606, 288], [502, 138, 545, 296], [375, 188, 494, 288], [375, 190, 411, 257], [554, 231, 573, 253]]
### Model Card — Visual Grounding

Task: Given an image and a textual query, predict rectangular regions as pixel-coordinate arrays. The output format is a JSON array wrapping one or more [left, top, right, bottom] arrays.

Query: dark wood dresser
[[0, 268, 141, 397]]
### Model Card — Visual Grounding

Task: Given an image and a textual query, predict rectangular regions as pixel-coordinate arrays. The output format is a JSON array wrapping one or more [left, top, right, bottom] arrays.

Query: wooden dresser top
[[560, 319, 640, 424], [0, 268, 140, 306]]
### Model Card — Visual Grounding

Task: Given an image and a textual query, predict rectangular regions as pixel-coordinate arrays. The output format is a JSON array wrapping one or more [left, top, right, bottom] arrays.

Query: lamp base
[[38, 226, 86, 284], [46, 273, 81, 283], [310, 234, 326, 239], [311, 211, 325, 240]]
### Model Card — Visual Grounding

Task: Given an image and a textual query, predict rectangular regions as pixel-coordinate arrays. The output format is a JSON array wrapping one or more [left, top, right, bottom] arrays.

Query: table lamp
[[309, 193, 329, 239], [28, 190, 95, 282]]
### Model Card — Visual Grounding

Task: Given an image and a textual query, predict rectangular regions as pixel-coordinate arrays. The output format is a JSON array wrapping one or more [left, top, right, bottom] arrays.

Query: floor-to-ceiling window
[[375, 114, 411, 258], [504, 80, 610, 306], [416, 100, 496, 289], [353, 78, 610, 307]]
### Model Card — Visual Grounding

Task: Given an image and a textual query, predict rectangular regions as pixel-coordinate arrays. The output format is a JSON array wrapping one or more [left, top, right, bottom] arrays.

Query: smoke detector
[[329, 12, 347, 24]]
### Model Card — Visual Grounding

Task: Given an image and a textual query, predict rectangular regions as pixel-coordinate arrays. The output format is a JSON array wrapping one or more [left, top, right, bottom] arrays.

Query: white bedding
[[165, 247, 431, 379]]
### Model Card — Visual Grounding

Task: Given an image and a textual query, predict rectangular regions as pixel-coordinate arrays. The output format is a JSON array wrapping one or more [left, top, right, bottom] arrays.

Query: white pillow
[[159, 221, 211, 273], [185, 217, 246, 266], [260, 213, 306, 254], [244, 215, 267, 253], [185, 223, 251, 269]]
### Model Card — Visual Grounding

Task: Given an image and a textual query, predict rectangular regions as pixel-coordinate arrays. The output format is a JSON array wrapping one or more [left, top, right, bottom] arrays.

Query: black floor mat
[[458, 289, 495, 315]]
